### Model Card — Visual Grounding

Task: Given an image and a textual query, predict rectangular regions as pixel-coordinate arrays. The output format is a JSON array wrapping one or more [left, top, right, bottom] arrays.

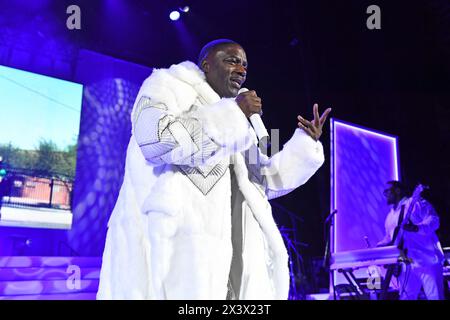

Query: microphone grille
[[238, 87, 249, 94]]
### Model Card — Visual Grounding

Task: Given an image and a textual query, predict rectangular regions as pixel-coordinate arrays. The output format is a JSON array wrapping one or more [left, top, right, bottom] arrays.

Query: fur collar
[[167, 61, 220, 105], [168, 60, 206, 85]]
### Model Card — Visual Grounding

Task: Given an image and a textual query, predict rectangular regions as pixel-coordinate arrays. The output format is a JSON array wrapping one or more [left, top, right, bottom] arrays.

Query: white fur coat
[[97, 61, 325, 300]]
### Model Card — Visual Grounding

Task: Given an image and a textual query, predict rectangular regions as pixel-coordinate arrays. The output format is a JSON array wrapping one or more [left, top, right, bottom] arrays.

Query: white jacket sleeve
[[246, 128, 325, 200], [376, 228, 393, 247], [132, 84, 252, 167], [413, 200, 440, 235]]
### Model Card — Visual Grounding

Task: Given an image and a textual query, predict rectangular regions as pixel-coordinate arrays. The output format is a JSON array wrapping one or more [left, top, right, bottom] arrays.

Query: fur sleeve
[[132, 76, 253, 167], [260, 128, 325, 199]]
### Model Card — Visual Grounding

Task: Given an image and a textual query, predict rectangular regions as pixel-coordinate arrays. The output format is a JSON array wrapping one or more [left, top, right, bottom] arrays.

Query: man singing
[[97, 39, 331, 299]]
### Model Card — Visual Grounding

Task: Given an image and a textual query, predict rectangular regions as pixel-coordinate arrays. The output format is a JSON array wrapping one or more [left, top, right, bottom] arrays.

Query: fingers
[[240, 90, 257, 98], [241, 90, 261, 105], [297, 120, 311, 133], [297, 115, 313, 129], [298, 110, 327, 129], [250, 97, 262, 114], [313, 104, 332, 126], [297, 115, 318, 138], [297, 103, 332, 140], [298, 114, 319, 132], [313, 103, 320, 126], [297, 122, 317, 141], [250, 93, 262, 113], [236, 90, 262, 117], [319, 108, 332, 125]]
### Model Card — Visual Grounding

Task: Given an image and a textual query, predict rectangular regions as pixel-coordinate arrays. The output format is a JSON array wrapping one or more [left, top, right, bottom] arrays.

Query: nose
[[236, 65, 247, 77]]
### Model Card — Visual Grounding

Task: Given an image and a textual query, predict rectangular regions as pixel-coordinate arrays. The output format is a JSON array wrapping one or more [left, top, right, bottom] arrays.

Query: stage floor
[[0, 205, 72, 230]]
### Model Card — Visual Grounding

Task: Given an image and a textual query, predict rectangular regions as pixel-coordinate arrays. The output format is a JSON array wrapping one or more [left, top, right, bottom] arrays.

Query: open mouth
[[230, 78, 242, 89]]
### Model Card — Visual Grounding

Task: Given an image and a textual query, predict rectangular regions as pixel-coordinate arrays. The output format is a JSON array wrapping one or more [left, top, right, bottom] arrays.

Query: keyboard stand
[[337, 268, 365, 299]]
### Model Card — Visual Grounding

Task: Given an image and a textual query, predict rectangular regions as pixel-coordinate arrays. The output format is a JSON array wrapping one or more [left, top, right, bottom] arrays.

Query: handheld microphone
[[238, 88, 270, 147]]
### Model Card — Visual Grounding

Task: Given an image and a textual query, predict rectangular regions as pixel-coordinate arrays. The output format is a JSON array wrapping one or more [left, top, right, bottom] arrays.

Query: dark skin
[[201, 43, 332, 141], [201, 43, 248, 99], [383, 184, 404, 209], [383, 184, 419, 233]]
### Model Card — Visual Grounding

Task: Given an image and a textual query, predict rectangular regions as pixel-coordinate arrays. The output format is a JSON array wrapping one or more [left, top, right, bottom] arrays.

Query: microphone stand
[[323, 209, 337, 300], [323, 209, 337, 268]]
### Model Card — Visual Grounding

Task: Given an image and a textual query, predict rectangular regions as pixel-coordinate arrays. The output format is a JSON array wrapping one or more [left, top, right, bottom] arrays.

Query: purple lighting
[[169, 11, 180, 21], [330, 118, 400, 289]]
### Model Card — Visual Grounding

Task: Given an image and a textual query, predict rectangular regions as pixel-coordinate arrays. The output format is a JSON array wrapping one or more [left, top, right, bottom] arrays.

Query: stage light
[[180, 6, 190, 13], [169, 11, 180, 21]]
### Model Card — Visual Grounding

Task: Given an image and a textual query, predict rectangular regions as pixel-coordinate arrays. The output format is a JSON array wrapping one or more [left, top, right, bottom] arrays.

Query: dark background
[[1, 0, 449, 264]]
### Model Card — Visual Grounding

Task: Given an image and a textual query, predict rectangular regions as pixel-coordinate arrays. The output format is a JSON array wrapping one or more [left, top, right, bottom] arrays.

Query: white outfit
[[96, 61, 325, 299], [378, 197, 445, 300]]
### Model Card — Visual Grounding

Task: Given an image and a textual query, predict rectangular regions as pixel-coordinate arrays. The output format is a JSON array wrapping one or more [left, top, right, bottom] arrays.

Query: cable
[[0, 73, 81, 113], [398, 262, 412, 299]]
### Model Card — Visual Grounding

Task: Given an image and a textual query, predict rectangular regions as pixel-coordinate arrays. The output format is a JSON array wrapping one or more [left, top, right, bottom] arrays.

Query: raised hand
[[297, 104, 332, 141]]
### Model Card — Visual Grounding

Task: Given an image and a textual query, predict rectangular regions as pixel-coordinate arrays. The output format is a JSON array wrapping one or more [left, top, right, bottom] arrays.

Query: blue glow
[[169, 11, 180, 21], [180, 6, 190, 13], [330, 118, 400, 290]]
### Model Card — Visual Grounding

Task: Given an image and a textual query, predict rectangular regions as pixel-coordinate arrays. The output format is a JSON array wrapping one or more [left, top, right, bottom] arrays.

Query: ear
[[201, 60, 209, 73]]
